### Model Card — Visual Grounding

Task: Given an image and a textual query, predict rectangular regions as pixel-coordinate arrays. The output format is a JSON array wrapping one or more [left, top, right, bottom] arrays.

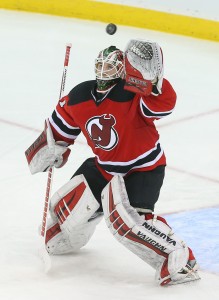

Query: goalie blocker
[[101, 175, 200, 286], [25, 120, 71, 174]]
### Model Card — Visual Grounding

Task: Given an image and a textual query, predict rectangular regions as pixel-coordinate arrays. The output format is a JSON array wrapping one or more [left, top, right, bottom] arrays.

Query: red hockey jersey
[[49, 79, 176, 180]]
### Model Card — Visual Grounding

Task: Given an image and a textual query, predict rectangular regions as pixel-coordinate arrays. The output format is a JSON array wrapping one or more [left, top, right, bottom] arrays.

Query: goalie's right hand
[[124, 39, 164, 96], [25, 120, 71, 174]]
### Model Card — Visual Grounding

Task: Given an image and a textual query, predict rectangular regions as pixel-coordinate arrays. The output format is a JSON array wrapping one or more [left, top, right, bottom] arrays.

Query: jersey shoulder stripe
[[49, 109, 81, 140]]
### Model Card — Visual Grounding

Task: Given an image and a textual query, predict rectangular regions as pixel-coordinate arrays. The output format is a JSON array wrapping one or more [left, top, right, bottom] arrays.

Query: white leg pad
[[101, 175, 200, 284], [46, 214, 102, 255], [45, 175, 102, 254], [50, 174, 100, 227]]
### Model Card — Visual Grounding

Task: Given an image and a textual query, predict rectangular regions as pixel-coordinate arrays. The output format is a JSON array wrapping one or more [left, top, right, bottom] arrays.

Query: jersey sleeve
[[139, 78, 177, 122], [48, 95, 81, 145]]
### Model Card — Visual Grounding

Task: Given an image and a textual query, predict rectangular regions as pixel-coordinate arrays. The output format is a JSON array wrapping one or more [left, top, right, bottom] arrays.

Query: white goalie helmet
[[95, 46, 124, 92]]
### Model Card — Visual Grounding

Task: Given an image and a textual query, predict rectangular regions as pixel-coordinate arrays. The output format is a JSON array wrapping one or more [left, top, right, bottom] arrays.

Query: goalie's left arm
[[139, 78, 177, 121], [25, 94, 82, 174], [124, 39, 177, 120]]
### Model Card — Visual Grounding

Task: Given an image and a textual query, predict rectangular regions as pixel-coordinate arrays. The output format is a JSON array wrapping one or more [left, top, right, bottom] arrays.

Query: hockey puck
[[106, 23, 117, 35]]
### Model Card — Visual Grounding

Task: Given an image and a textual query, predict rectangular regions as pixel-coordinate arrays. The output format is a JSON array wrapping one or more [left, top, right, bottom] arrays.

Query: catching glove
[[124, 39, 164, 96]]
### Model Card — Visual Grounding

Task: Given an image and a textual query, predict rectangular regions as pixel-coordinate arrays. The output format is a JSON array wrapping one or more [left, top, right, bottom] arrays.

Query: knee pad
[[45, 175, 102, 254]]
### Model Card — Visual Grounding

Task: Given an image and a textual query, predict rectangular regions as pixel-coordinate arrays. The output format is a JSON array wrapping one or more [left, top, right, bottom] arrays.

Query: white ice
[[0, 9, 219, 300]]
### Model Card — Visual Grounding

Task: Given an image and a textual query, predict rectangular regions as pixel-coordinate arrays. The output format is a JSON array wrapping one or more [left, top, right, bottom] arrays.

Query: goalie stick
[[38, 43, 72, 272]]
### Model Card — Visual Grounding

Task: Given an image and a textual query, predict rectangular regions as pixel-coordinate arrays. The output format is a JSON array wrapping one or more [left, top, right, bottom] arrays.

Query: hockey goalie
[[25, 39, 200, 286]]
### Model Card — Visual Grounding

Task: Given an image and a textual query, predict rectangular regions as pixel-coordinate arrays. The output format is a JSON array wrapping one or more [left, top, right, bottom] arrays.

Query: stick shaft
[[41, 167, 53, 238], [41, 43, 72, 240], [59, 44, 72, 99]]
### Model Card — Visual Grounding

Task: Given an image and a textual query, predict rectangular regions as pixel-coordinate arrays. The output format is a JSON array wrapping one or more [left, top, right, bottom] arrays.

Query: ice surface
[[165, 207, 219, 274], [0, 9, 219, 300]]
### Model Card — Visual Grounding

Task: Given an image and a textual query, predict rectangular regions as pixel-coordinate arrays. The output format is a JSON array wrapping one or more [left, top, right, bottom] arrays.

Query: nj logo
[[85, 114, 119, 151]]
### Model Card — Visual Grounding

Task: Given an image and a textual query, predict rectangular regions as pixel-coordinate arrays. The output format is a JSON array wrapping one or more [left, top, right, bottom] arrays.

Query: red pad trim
[[144, 213, 170, 227], [54, 182, 86, 224], [124, 74, 152, 96], [25, 130, 47, 163], [159, 258, 170, 281], [45, 223, 61, 244], [188, 247, 195, 260], [108, 183, 168, 258], [124, 57, 152, 96]]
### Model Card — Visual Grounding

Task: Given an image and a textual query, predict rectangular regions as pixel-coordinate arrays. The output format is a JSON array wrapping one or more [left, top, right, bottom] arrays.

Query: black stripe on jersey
[[68, 81, 96, 106], [68, 80, 135, 106], [141, 102, 171, 118], [52, 110, 81, 136], [98, 143, 162, 174]]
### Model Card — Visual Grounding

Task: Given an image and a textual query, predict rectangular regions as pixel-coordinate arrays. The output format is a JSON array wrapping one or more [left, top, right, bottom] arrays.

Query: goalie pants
[[72, 157, 165, 212]]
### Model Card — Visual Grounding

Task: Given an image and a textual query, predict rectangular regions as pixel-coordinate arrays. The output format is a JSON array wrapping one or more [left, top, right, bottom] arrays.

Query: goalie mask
[[95, 46, 124, 93]]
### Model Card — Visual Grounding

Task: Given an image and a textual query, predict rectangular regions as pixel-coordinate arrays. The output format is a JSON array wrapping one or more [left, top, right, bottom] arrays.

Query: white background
[[0, 9, 219, 300]]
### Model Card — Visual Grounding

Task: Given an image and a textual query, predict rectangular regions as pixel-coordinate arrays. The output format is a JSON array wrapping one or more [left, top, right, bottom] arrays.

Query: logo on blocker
[[86, 114, 118, 150]]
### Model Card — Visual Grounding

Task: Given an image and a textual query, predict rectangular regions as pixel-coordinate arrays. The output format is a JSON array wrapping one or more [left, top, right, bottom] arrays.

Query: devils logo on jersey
[[86, 114, 119, 150]]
